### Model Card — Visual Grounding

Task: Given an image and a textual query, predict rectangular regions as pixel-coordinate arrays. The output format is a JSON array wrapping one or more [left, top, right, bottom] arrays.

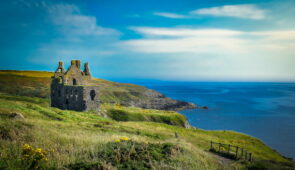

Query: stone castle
[[50, 60, 100, 112]]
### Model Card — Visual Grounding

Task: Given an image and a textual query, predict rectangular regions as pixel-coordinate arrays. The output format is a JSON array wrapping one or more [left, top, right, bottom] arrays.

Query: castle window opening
[[65, 99, 69, 109], [73, 78, 77, 85], [58, 90, 61, 97], [59, 76, 63, 83], [90, 90, 96, 101]]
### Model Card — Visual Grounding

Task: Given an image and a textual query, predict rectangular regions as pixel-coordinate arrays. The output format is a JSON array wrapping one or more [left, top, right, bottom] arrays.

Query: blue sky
[[0, 0, 295, 81]]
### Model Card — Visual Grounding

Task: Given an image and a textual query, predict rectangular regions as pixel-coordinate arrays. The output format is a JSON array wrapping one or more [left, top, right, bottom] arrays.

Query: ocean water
[[119, 81, 295, 159]]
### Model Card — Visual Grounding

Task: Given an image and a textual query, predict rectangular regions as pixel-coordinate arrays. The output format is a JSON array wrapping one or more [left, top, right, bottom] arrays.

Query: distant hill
[[0, 70, 196, 110]]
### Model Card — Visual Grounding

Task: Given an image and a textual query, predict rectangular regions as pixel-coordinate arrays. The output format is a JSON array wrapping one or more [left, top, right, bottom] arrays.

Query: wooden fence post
[[209, 141, 252, 162]]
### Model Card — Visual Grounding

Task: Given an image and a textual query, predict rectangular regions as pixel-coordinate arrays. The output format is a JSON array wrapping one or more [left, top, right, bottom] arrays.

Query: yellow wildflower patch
[[120, 137, 129, 141], [21, 144, 48, 165], [115, 137, 130, 142]]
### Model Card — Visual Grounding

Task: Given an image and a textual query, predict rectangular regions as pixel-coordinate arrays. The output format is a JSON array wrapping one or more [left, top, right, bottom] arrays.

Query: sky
[[0, 0, 295, 81]]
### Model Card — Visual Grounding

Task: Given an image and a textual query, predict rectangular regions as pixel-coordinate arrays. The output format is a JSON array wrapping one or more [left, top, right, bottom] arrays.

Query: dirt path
[[208, 152, 235, 169]]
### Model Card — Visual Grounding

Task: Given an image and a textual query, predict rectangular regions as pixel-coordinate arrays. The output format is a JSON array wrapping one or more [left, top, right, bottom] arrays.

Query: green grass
[[0, 70, 152, 105], [0, 93, 293, 169], [0, 70, 293, 169], [102, 104, 188, 127]]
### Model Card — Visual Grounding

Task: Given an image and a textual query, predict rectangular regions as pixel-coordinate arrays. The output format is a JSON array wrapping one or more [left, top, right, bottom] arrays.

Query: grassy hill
[[0, 70, 148, 101], [0, 70, 196, 110], [0, 70, 294, 169]]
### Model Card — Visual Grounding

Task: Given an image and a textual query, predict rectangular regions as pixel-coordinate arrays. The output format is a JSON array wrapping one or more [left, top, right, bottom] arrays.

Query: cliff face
[[0, 70, 196, 111]]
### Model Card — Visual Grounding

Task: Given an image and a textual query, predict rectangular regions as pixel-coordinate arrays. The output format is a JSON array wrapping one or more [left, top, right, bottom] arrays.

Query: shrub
[[21, 144, 48, 169], [67, 139, 182, 170]]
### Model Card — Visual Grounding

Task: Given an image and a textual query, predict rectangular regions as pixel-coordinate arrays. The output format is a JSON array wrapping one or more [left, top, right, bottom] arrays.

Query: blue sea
[[117, 81, 295, 159]]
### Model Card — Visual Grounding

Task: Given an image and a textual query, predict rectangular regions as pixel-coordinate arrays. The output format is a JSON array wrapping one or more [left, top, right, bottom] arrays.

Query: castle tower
[[50, 60, 99, 112], [55, 61, 64, 73], [84, 62, 90, 76]]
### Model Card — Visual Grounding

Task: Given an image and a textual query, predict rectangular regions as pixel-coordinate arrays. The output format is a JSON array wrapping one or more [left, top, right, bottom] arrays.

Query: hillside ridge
[[0, 70, 196, 111]]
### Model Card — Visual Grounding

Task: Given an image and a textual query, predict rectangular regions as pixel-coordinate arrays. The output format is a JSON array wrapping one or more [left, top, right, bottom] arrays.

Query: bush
[[67, 139, 182, 170], [21, 144, 48, 169], [106, 107, 187, 127]]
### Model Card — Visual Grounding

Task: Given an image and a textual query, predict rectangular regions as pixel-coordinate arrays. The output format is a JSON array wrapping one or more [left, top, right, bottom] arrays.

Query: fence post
[[209, 141, 252, 162]]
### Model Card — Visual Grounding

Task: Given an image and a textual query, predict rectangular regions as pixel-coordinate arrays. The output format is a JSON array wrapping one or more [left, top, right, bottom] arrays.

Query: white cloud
[[130, 27, 244, 37], [117, 27, 295, 81], [251, 31, 295, 40], [120, 37, 246, 54], [121, 27, 295, 53], [190, 4, 266, 20], [30, 3, 120, 66], [153, 12, 188, 19], [47, 4, 120, 37]]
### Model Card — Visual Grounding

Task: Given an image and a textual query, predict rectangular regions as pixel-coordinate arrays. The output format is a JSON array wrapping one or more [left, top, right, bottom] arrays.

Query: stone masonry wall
[[51, 60, 100, 112], [83, 86, 100, 111], [51, 84, 100, 111]]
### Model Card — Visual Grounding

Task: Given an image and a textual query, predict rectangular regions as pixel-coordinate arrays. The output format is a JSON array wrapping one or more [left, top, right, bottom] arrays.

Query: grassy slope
[[0, 70, 293, 169], [0, 95, 292, 169], [102, 104, 188, 127], [0, 70, 151, 104]]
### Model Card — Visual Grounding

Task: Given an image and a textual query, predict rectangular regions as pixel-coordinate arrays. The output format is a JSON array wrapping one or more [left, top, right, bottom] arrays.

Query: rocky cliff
[[127, 89, 196, 110]]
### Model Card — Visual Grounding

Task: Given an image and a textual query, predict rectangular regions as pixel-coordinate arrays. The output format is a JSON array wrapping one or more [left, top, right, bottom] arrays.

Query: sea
[[116, 80, 295, 159]]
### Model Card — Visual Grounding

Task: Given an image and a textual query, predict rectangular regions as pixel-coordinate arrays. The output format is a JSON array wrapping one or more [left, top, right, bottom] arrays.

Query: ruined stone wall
[[50, 81, 64, 109], [51, 83, 99, 111], [50, 60, 99, 112], [83, 86, 100, 111], [63, 86, 85, 111], [64, 66, 85, 85]]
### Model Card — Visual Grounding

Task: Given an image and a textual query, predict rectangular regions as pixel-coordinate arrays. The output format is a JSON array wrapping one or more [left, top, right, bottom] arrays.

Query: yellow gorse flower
[[119, 137, 129, 141], [21, 144, 48, 162], [115, 137, 130, 142]]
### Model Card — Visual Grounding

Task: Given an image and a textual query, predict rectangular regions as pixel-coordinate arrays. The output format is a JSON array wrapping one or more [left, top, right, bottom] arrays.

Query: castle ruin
[[50, 60, 100, 112]]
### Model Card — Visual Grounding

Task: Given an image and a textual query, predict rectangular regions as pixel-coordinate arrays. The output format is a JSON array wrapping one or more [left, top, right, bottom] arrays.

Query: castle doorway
[[73, 78, 77, 85], [90, 90, 96, 101], [65, 99, 69, 109]]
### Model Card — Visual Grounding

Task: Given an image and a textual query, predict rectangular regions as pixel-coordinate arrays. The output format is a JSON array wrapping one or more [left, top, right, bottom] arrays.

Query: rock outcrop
[[121, 89, 197, 111]]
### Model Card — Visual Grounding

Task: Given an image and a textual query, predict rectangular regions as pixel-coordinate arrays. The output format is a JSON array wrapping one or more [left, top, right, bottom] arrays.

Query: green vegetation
[[0, 70, 151, 105], [103, 104, 188, 127], [0, 93, 293, 169], [0, 70, 294, 169], [67, 140, 196, 170]]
